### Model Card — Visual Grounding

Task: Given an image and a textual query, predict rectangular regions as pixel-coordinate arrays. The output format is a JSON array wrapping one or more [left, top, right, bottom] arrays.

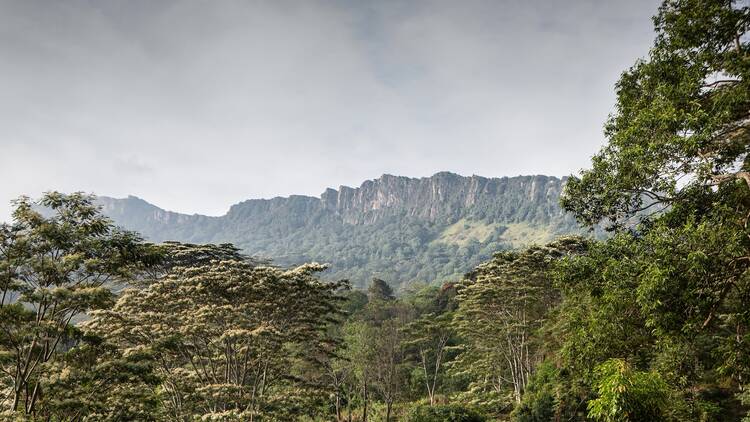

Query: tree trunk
[[420, 349, 434, 405], [12, 387, 20, 412], [362, 381, 368, 422]]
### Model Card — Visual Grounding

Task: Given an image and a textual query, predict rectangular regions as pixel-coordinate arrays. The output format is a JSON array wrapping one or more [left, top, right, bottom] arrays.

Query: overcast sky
[[0, 0, 661, 221]]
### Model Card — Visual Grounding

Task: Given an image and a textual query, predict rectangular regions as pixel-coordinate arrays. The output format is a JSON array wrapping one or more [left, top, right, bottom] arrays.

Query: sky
[[0, 0, 661, 221]]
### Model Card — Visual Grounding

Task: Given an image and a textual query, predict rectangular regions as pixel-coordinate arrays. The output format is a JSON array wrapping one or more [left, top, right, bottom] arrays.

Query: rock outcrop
[[97, 172, 580, 287]]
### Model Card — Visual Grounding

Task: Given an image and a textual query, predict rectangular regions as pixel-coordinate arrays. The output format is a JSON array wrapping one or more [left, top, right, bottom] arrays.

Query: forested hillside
[[97, 173, 582, 287], [2, 0, 749, 420]]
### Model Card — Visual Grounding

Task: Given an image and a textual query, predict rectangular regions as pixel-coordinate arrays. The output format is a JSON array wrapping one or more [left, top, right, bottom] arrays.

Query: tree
[[561, 0, 750, 229], [34, 336, 161, 421], [587, 359, 669, 422], [87, 256, 346, 421], [452, 238, 586, 405], [551, 215, 748, 419], [325, 349, 358, 422], [0, 192, 158, 417], [132, 240, 265, 288], [342, 320, 377, 422], [403, 312, 454, 406], [323, 289, 371, 422], [371, 317, 408, 422], [368, 278, 395, 302], [559, 1, 750, 417]]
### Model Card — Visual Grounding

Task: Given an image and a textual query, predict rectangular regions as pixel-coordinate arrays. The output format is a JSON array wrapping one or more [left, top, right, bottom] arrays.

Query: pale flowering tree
[[87, 255, 346, 421]]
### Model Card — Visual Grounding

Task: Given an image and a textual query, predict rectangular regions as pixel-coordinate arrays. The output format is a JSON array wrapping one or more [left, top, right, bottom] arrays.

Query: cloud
[[0, 0, 661, 221]]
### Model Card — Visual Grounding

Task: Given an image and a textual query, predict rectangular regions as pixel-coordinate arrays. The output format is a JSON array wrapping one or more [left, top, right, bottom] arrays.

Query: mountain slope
[[98, 172, 584, 288]]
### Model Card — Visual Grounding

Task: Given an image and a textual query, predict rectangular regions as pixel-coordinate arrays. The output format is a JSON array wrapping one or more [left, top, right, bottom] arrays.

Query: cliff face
[[97, 172, 579, 287], [219, 172, 566, 225]]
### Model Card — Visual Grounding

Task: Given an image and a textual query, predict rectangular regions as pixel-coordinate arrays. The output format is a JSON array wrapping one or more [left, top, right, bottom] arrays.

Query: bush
[[512, 362, 557, 422], [587, 359, 669, 422], [405, 404, 487, 422], [512, 360, 587, 422]]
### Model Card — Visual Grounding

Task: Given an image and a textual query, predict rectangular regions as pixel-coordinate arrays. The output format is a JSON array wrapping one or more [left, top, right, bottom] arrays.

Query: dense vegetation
[[2, 0, 750, 420]]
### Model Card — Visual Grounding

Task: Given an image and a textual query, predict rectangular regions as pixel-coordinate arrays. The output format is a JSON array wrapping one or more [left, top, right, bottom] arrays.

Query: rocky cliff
[[98, 172, 582, 288]]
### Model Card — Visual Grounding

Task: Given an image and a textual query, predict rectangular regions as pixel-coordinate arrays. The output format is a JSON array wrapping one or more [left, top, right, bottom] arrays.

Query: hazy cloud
[[0, 0, 660, 221]]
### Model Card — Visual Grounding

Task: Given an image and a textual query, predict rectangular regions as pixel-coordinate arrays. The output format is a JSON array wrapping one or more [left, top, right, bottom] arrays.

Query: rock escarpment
[[98, 172, 580, 287]]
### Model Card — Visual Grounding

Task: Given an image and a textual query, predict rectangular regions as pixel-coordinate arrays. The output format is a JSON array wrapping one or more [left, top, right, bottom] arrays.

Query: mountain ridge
[[101, 172, 567, 218], [97, 172, 581, 288]]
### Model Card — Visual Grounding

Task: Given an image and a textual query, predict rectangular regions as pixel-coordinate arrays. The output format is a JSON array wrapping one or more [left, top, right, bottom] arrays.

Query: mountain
[[98, 172, 585, 289]]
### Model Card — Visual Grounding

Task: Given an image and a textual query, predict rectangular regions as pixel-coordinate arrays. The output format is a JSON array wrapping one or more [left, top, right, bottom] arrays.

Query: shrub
[[587, 359, 669, 422], [405, 403, 487, 422]]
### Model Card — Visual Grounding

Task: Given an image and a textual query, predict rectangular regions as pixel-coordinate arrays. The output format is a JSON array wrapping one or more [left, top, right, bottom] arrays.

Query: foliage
[[553, 0, 750, 419], [451, 237, 587, 407], [4, 1, 750, 420], [86, 257, 346, 420], [402, 312, 454, 406], [587, 359, 669, 422], [0, 192, 159, 417], [38, 337, 161, 421], [511, 360, 588, 422], [561, 0, 750, 229], [405, 403, 487, 422], [368, 278, 395, 302]]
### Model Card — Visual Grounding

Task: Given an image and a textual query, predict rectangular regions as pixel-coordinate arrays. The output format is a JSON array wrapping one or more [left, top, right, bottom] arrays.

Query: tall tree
[[371, 316, 408, 422], [87, 257, 346, 421], [558, 1, 750, 418], [452, 238, 586, 405], [0, 192, 157, 417], [342, 320, 377, 422], [403, 312, 454, 406], [562, 0, 750, 228]]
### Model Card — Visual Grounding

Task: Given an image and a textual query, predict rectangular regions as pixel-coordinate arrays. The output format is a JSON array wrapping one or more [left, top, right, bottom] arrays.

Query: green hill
[[97, 172, 585, 288]]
